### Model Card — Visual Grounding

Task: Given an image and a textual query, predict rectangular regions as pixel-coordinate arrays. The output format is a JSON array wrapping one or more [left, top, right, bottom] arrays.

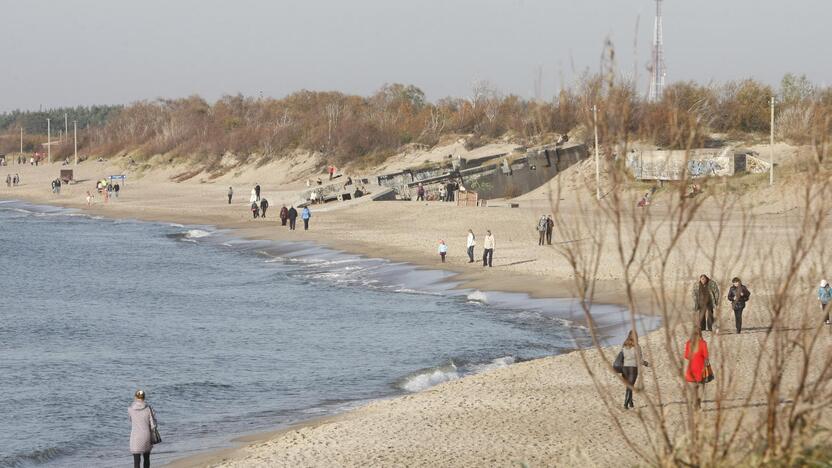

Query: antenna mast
[[648, 0, 666, 101]]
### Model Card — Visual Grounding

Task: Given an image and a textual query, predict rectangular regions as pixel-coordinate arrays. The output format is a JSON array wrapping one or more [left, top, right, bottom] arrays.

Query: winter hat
[[821, 280, 828, 288]]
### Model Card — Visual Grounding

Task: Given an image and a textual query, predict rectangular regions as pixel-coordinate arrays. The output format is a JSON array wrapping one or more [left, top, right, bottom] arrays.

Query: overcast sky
[[1, 0, 829, 111]]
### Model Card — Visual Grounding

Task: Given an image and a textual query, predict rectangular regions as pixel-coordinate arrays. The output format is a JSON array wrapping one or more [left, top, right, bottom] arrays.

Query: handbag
[[613, 351, 624, 374], [702, 360, 715, 383], [149, 406, 162, 445]]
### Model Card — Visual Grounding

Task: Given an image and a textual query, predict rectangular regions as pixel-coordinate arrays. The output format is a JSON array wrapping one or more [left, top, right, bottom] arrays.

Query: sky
[[1, 0, 829, 111]]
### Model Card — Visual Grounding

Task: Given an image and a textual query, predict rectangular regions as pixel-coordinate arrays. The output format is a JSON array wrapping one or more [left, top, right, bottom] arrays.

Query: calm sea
[[0, 200, 658, 467]]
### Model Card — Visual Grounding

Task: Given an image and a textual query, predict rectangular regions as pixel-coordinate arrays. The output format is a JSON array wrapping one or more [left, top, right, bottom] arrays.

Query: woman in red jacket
[[684, 326, 709, 409]]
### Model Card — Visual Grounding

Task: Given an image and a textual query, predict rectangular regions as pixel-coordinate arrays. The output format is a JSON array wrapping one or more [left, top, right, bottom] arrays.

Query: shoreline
[[2, 196, 658, 467]]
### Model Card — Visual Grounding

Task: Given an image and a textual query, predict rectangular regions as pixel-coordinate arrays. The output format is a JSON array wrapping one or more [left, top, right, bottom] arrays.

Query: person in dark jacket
[[250, 201, 259, 219], [227, 186, 233, 204], [259, 198, 269, 219], [279, 206, 289, 226], [692, 275, 720, 332], [727, 277, 751, 334], [254, 183, 261, 201], [546, 215, 555, 245], [287, 206, 298, 230]]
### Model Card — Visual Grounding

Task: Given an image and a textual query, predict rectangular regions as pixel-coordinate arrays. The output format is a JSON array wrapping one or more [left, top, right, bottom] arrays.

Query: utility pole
[[20, 127, 23, 160], [593, 105, 601, 200], [47, 118, 51, 164], [64, 113, 68, 142], [74, 120, 78, 166], [770, 97, 775, 186]]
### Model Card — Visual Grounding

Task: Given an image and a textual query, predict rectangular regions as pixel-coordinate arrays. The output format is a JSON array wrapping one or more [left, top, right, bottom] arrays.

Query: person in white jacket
[[466, 229, 476, 263], [483, 230, 495, 267]]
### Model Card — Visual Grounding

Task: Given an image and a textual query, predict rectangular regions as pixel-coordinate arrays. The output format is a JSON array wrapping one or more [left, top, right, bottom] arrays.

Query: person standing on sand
[[466, 229, 476, 263], [254, 183, 261, 202], [5, 174, 10, 187], [546, 215, 555, 245], [818, 280, 832, 325], [128, 390, 158, 468], [684, 326, 710, 410], [250, 187, 257, 204], [438, 240, 448, 263], [227, 187, 233, 204], [279, 206, 289, 226], [250, 201, 259, 219], [259, 198, 269, 219], [86, 191, 92, 206], [620, 330, 649, 410], [727, 277, 751, 333], [482, 230, 495, 267], [692, 274, 720, 332], [301, 206, 311, 230], [287, 206, 298, 230], [416, 183, 425, 201], [537, 215, 548, 246]]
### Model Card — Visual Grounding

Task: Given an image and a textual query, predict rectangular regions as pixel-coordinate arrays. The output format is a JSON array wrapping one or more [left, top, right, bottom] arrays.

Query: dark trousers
[[733, 307, 744, 333], [699, 307, 714, 331], [416, 194, 424, 201], [483, 248, 493, 267], [228, 195, 232, 204], [467, 246, 474, 262], [252, 210, 259, 219], [261, 208, 267, 218], [281, 218, 287, 226], [622, 366, 638, 407], [289, 218, 296, 230], [133, 452, 150, 468], [546, 229, 553, 244], [440, 252, 446, 263], [303, 219, 309, 230], [538, 231, 545, 246], [823, 302, 830, 323]]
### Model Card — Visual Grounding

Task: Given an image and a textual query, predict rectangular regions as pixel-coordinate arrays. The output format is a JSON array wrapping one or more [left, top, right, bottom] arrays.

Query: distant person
[[684, 326, 710, 410], [249, 187, 257, 204], [5, 174, 10, 187], [466, 229, 476, 263], [114, 183, 119, 198], [259, 198, 269, 218], [13, 174, 19, 186], [416, 183, 425, 201], [727, 277, 751, 333], [279, 206, 289, 226], [438, 240, 448, 263], [287, 206, 298, 230], [86, 191, 92, 206], [692, 274, 720, 332], [546, 215, 555, 245], [301, 206, 311, 230], [227, 187, 233, 204], [439, 186, 446, 201], [251, 201, 260, 219], [254, 183, 261, 201], [818, 280, 832, 325], [619, 330, 648, 410], [328, 165, 335, 180], [537, 215, 547, 246], [483, 230, 495, 267], [128, 389, 158, 468]]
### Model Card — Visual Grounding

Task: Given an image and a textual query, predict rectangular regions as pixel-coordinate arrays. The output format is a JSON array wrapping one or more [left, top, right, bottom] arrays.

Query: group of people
[[438, 229, 495, 267], [618, 274, 831, 411], [536, 215, 555, 245], [50, 178, 63, 194], [5, 173, 20, 187]]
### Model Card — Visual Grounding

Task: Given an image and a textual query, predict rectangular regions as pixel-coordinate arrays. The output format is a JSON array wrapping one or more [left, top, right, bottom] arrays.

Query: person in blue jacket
[[301, 206, 312, 231]]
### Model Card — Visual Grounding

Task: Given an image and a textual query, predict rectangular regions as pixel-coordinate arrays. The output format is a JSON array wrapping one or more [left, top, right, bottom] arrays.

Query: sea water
[[0, 201, 658, 467]]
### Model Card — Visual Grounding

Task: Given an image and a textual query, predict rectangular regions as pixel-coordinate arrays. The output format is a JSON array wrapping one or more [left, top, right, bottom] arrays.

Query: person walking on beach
[[227, 186, 233, 204], [466, 229, 476, 263], [684, 327, 710, 410], [5, 174, 10, 187], [537, 215, 548, 246], [250, 187, 257, 205], [546, 215, 555, 245], [438, 240, 448, 263], [128, 390, 158, 468], [279, 205, 289, 226], [259, 198, 269, 219], [254, 183, 261, 202], [301, 206, 311, 230], [416, 183, 425, 201], [619, 330, 648, 409], [250, 201, 260, 219], [86, 191, 93, 206], [727, 277, 751, 333], [287, 206, 298, 230], [483, 230, 495, 267], [818, 280, 832, 325], [692, 274, 720, 332]]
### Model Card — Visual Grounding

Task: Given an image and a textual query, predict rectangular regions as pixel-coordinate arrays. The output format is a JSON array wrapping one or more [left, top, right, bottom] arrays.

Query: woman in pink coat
[[128, 390, 157, 468]]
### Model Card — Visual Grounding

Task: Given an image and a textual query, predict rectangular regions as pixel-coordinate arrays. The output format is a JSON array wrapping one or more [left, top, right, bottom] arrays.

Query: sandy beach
[[2, 153, 829, 467]]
